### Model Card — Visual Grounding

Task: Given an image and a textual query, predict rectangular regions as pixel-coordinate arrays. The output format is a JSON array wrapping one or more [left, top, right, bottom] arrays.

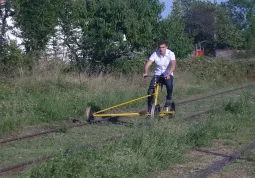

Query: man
[[143, 40, 176, 112]]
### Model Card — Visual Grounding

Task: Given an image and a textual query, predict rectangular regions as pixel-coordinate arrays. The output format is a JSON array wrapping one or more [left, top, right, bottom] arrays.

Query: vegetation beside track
[[0, 57, 254, 136], [0, 57, 255, 177], [28, 88, 255, 177]]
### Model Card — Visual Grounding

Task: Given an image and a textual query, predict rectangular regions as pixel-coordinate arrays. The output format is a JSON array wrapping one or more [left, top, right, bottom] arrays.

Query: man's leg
[[147, 75, 158, 112], [164, 75, 174, 107]]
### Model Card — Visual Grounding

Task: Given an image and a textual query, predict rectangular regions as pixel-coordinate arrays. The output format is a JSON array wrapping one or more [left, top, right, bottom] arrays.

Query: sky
[[160, 0, 229, 18]]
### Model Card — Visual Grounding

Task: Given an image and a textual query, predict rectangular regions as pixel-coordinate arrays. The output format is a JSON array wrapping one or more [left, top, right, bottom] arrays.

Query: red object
[[195, 49, 204, 57]]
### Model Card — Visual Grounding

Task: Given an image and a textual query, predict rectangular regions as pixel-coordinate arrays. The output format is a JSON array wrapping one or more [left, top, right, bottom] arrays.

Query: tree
[[56, 0, 164, 72], [223, 0, 255, 52], [181, 0, 244, 55], [216, 7, 245, 50], [6, 0, 167, 73], [157, 0, 193, 58], [12, 0, 60, 53], [0, 0, 15, 67]]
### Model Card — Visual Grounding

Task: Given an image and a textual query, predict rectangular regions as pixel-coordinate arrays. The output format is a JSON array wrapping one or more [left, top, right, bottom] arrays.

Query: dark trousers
[[147, 75, 174, 108]]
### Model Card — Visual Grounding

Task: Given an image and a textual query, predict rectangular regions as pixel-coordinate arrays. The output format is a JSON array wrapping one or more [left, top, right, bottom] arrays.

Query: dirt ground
[[156, 140, 255, 178]]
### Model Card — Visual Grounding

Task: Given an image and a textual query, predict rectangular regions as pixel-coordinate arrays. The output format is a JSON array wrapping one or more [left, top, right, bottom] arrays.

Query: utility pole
[[213, 12, 217, 57]]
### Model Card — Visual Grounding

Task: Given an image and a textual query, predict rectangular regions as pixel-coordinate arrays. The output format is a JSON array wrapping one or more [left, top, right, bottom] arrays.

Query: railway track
[[0, 119, 108, 145], [176, 83, 255, 105], [0, 83, 254, 176], [190, 141, 255, 178], [1, 106, 253, 176], [0, 109, 219, 176], [0, 132, 132, 175], [1, 83, 254, 146]]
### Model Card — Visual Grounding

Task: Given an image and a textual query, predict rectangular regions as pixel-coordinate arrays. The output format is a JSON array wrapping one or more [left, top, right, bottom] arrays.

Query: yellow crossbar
[[94, 113, 150, 117], [94, 111, 175, 117], [154, 85, 159, 105], [95, 94, 153, 114]]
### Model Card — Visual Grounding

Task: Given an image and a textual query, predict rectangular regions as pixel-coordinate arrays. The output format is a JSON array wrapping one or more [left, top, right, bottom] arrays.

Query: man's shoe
[[164, 100, 172, 108]]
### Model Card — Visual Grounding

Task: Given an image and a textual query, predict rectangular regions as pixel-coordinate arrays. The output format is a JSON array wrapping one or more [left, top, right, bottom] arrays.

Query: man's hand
[[165, 74, 171, 80], [144, 60, 153, 78], [143, 73, 148, 78]]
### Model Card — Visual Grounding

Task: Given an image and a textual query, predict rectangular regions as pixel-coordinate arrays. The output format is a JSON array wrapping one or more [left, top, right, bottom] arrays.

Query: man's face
[[159, 44, 167, 55]]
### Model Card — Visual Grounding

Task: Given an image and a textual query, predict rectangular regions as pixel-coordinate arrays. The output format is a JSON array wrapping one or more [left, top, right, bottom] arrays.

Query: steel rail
[[0, 108, 218, 175], [1, 102, 250, 176], [0, 120, 105, 145], [0, 132, 132, 175], [190, 140, 255, 178], [182, 108, 218, 120], [1, 83, 254, 145], [176, 83, 255, 105], [0, 154, 55, 174]]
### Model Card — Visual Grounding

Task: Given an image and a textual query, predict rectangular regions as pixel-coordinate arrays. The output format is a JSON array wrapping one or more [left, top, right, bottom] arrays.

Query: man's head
[[159, 40, 168, 56]]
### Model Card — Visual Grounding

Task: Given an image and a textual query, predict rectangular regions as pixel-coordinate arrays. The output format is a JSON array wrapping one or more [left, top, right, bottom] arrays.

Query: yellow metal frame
[[93, 79, 174, 118]]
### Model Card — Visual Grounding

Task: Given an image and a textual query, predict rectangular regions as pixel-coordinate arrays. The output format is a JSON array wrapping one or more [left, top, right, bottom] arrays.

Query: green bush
[[0, 41, 33, 76], [177, 57, 255, 83], [109, 56, 146, 75]]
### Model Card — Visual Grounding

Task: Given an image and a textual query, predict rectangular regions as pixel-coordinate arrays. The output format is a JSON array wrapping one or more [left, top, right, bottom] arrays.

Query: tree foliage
[[0, 0, 14, 57], [52, 0, 164, 72], [181, 0, 244, 54], [223, 0, 255, 51], [157, 0, 193, 58], [12, 0, 60, 52], [1, 0, 254, 75]]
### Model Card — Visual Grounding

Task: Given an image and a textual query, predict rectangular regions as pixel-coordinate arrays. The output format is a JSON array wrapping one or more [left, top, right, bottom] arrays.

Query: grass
[[25, 88, 255, 178], [0, 124, 131, 168], [1, 62, 253, 136], [0, 74, 148, 136], [1, 58, 255, 177]]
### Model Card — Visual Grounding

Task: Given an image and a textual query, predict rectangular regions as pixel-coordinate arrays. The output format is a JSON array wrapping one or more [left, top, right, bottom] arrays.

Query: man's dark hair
[[159, 40, 168, 46]]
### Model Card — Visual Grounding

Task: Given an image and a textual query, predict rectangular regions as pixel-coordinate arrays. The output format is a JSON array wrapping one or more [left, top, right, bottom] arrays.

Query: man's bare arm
[[167, 60, 176, 76], [144, 60, 153, 76]]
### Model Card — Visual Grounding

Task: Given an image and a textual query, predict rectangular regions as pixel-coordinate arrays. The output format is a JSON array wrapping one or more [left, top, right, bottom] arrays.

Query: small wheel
[[150, 104, 160, 119], [85, 107, 95, 123]]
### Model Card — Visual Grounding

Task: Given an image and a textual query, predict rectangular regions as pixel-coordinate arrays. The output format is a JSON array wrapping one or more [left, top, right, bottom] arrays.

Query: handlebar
[[143, 75, 166, 78], [143, 75, 167, 85]]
